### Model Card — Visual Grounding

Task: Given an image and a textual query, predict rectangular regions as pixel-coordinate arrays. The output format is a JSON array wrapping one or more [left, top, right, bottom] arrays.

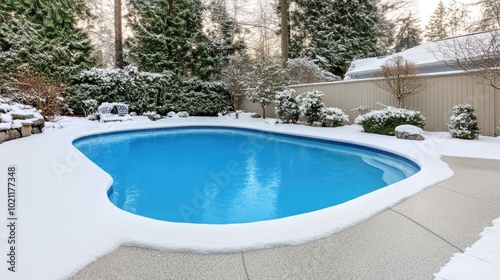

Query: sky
[[417, 0, 478, 27]]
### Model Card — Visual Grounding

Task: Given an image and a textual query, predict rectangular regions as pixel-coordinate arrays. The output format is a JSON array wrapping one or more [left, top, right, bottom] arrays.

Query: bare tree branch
[[375, 56, 427, 107], [434, 30, 500, 90]]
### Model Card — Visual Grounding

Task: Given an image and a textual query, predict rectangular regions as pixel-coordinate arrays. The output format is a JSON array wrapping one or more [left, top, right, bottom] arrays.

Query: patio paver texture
[[71, 156, 500, 280]]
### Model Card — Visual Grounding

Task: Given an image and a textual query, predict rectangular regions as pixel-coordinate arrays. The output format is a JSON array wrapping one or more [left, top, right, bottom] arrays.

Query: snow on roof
[[346, 30, 498, 80]]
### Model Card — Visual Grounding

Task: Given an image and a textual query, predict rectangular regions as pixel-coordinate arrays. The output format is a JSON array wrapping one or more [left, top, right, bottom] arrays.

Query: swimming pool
[[74, 126, 420, 224]]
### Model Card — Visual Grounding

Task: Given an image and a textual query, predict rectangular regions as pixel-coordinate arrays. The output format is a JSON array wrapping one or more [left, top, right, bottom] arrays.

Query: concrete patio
[[71, 156, 500, 280]]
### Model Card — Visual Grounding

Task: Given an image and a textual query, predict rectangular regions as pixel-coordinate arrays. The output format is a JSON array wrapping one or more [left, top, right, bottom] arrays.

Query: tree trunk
[[262, 107, 266, 119], [280, 0, 289, 69], [114, 0, 124, 69]]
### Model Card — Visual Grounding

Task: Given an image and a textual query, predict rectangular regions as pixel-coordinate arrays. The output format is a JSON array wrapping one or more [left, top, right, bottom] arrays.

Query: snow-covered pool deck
[[72, 156, 500, 279], [0, 116, 499, 279]]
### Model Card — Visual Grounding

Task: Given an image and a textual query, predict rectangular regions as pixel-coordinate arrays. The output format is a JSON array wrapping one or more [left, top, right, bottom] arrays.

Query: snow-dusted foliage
[[0, 2, 95, 84], [299, 90, 325, 124], [287, 58, 340, 84], [275, 88, 300, 123], [68, 66, 231, 116], [288, 0, 382, 77], [448, 104, 480, 139], [82, 99, 99, 117], [245, 60, 290, 118], [321, 107, 349, 127], [127, 0, 222, 79], [355, 106, 426, 135]]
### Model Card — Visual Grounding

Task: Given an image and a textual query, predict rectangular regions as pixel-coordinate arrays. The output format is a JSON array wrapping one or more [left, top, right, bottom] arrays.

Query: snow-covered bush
[[355, 106, 426, 135], [143, 111, 161, 121], [299, 90, 325, 124], [4, 70, 66, 121], [176, 78, 231, 116], [82, 99, 99, 117], [322, 107, 349, 127], [245, 60, 290, 118], [67, 66, 231, 116], [448, 104, 480, 139], [275, 88, 300, 123], [287, 58, 340, 84], [177, 111, 189, 118]]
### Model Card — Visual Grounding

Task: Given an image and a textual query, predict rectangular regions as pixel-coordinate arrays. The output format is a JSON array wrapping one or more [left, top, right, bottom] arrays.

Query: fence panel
[[240, 73, 499, 136]]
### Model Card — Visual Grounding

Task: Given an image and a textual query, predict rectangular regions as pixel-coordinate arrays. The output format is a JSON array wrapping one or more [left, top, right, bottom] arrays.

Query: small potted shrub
[[448, 104, 480, 139]]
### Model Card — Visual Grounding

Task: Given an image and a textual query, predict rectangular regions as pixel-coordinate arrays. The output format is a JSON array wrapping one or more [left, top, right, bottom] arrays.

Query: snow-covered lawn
[[0, 114, 499, 279]]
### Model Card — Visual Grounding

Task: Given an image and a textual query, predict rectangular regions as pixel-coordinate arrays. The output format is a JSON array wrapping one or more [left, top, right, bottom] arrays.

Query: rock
[[395, 125, 425, 141], [6, 129, 21, 141], [32, 126, 42, 134], [251, 113, 261, 118], [21, 125, 32, 137], [31, 118, 45, 126], [11, 113, 34, 120], [312, 121, 323, 127], [0, 131, 6, 143]]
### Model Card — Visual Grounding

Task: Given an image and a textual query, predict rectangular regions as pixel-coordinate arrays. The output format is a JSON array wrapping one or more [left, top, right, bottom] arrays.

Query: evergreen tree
[[394, 12, 422, 52], [425, 1, 447, 41], [477, 0, 500, 31], [205, 0, 246, 77], [446, 0, 470, 36], [289, 0, 382, 77], [0, 0, 96, 83], [127, 0, 218, 79]]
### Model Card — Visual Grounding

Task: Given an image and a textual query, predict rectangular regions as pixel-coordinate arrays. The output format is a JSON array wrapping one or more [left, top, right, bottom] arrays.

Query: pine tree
[[394, 12, 422, 52], [477, 0, 500, 31], [425, 1, 447, 41], [205, 0, 246, 77], [0, 0, 96, 83], [446, 0, 470, 36], [288, 0, 382, 77], [127, 0, 217, 79]]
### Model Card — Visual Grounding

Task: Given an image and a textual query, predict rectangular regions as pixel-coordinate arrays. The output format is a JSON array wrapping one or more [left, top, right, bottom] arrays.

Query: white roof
[[345, 30, 498, 80]]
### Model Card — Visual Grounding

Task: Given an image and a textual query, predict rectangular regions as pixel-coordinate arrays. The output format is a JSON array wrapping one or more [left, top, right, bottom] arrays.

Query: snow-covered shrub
[[5, 70, 66, 121], [245, 60, 290, 118], [175, 78, 231, 116], [177, 111, 189, 118], [287, 58, 340, 84], [275, 88, 300, 123], [82, 99, 99, 117], [322, 107, 349, 127], [448, 104, 480, 139], [143, 111, 161, 121], [68, 67, 231, 116], [68, 66, 177, 114], [167, 111, 177, 118], [299, 90, 325, 124], [355, 106, 426, 135]]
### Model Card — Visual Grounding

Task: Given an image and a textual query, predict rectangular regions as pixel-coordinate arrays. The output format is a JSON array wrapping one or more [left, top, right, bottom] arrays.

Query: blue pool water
[[74, 127, 419, 224]]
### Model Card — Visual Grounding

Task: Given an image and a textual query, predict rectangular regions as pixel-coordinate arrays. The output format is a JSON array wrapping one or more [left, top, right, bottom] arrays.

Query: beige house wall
[[240, 72, 499, 136]]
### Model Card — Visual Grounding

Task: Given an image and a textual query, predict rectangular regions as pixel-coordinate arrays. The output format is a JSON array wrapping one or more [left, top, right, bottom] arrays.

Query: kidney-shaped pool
[[73, 126, 420, 224]]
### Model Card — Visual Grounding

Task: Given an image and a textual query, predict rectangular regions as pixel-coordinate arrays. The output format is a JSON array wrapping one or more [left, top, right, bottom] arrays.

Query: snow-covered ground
[[0, 114, 499, 279]]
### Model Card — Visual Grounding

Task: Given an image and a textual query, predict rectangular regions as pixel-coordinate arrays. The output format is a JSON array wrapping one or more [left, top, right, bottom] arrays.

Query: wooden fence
[[240, 72, 499, 136]]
